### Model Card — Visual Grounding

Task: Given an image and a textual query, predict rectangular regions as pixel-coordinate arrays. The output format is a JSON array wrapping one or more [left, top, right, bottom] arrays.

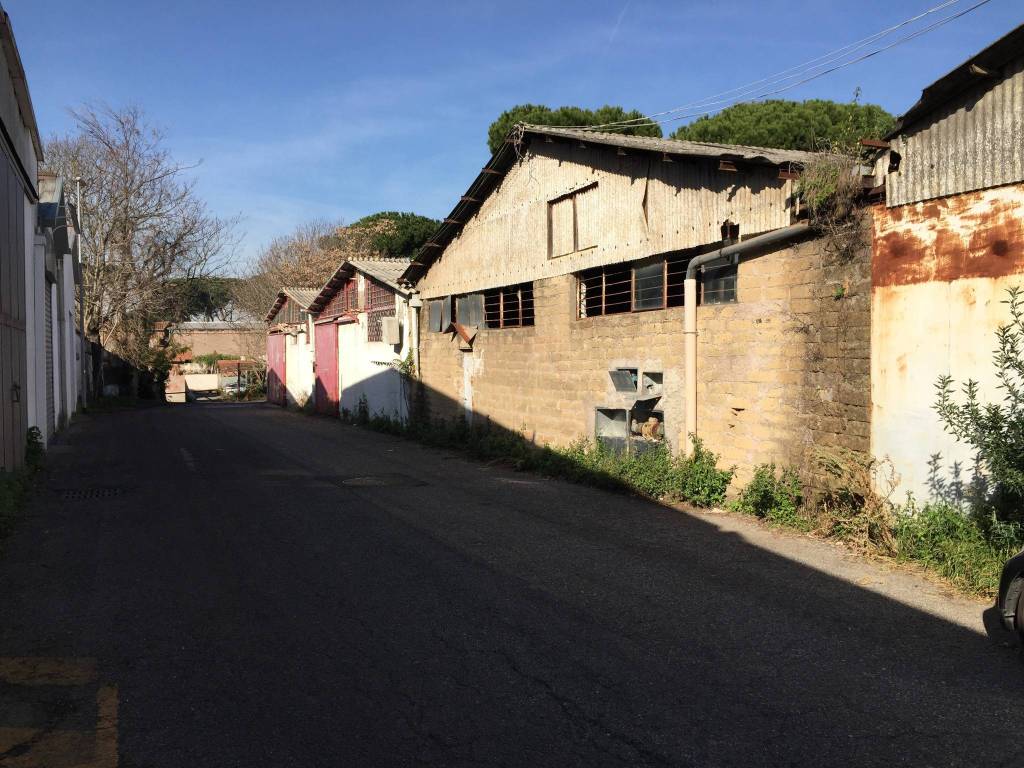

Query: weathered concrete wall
[[172, 328, 250, 358], [871, 183, 1024, 501], [418, 234, 871, 488]]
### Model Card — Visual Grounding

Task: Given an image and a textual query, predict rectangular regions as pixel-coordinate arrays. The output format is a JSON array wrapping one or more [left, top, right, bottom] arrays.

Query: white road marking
[[180, 448, 197, 472]]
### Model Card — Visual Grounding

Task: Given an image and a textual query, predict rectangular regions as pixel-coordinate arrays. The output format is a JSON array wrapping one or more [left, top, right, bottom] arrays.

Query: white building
[[0, 6, 43, 471], [307, 258, 416, 420]]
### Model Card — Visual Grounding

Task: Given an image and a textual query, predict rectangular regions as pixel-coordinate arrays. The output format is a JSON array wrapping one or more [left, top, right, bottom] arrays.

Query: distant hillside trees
[[233, 212, 438, 331], [330, 212, 439, 259], [670, 99, 895, 151], [487, 104, 661, 154]]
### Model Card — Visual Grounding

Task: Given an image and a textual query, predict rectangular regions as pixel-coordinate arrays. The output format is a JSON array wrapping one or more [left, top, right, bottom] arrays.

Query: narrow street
[[0, 403, 1021, 767]]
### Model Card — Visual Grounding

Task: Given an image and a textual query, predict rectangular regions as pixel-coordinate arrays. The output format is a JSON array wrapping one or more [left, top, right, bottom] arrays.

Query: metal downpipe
[[682, 222, 810, 455]]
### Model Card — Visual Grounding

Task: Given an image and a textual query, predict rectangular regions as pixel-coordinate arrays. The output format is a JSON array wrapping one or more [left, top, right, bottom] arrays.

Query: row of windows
[[425, 256, 737, 333], [579, 254, 736, 317], [426, 283, 536, 332]]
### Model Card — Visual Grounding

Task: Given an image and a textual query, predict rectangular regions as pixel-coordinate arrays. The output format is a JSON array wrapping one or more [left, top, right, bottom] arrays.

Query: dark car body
[[997, 550, 1024, 638]]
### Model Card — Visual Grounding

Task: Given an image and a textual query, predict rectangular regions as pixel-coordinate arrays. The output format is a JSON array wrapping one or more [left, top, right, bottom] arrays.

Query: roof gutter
[[683, 222, 810, 454]]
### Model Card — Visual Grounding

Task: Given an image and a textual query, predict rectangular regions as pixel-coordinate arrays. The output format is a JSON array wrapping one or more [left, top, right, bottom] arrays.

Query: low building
[[403, 126, 871, 486], [307, 258, 414, 419], [265, 287, 318, 408], [0, 6, 44, 471], [871, 24, 1024, 502], [33, 172, 82, 442]]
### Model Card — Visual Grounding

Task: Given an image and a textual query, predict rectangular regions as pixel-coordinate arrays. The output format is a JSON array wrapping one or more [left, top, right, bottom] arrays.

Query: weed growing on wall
[[795, 146, 866, 263]]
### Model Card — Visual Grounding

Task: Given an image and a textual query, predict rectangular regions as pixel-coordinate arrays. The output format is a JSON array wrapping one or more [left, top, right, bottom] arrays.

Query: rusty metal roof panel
[[886, 26, 1024, 207]]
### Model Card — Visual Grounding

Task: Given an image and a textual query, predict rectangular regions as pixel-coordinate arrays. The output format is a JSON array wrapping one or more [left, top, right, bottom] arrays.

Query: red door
[[314, 322, 339, 416], [266, 333, 286, 406]]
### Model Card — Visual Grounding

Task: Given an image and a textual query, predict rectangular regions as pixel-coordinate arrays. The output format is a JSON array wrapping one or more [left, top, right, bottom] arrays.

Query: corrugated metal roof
[[886, 25, 1024, 207], [887, 23, 1024, 137], [283, 287, 320, 307], [347, 258, 409, 291], [265, 286, 319, 322], [523, 125, 818, 166], [401, 125, 816, 285], [308, 257, 409, 316]]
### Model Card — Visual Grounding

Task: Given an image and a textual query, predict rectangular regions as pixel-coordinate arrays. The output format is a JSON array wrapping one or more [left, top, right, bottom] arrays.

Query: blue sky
[[4, 0, 1021, 271]]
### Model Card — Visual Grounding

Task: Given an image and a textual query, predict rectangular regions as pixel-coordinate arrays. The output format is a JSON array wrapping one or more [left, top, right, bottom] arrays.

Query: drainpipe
[[683, 222, 810, 455], [408, 290, 422, 377]]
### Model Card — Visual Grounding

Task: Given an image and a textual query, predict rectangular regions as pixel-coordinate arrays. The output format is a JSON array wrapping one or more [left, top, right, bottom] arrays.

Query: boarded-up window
[[574, 183, 598, 251], [549, 197, 575, 257], [456, 293, 484, 328], [427, 299, 442, 331], [548, 182, 598, 258]]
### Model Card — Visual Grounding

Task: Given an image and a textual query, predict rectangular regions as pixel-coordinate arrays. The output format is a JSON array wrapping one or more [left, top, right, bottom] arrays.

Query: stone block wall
[[416, 231, 871, 490]]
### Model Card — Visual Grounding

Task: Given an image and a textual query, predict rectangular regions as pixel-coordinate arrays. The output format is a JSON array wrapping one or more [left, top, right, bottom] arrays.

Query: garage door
[[266, 333, 286, 406], [314, 322, 339, 416]]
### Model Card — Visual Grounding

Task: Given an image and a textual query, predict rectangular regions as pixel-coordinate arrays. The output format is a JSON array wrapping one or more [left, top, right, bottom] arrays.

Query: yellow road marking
[[0, 658, 97, 686], [0, 659, 117, 768]]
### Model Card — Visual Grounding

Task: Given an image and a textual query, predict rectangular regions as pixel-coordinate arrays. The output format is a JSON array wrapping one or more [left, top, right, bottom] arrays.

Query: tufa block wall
[[417, 233, 870, 489]]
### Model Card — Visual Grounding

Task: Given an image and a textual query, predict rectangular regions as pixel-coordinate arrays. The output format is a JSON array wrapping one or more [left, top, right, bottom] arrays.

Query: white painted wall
[[25, 230, 45, 443], [872, 277, 1019, 503], [59, 255, 76, 420], [50, 283, 60, 427], [285, 327, 315, 408], [337, 292, 411, 421]]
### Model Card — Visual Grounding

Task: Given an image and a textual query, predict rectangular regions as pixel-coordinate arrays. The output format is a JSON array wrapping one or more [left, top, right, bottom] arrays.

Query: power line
[[586, 0, 964, 130], [560, 0, 992, 133]]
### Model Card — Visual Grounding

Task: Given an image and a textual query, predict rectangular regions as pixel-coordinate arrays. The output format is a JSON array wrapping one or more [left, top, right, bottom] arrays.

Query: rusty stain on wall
[[873, 183, 1024, 287]]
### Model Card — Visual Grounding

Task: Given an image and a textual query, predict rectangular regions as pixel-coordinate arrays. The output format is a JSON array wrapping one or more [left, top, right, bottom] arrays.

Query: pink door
[[314, 322, 339, 416], [266, 333, 287, 406]]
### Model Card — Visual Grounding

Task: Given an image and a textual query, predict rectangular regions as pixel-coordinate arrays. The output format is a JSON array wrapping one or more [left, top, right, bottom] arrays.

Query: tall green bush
[[935, 286, 1024, 522]]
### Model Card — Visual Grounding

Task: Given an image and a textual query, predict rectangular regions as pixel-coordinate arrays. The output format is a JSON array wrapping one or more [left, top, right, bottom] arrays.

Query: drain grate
[[58, 487, 123, 501]]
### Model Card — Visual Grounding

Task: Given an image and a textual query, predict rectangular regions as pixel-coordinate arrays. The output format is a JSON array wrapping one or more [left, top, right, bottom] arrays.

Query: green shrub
[[894, 501, 1023, 596], [732, 463, 807, 529], [0, 428, 46, 541], [934, 285, 1024, 523], [354, 412, 733, 507]]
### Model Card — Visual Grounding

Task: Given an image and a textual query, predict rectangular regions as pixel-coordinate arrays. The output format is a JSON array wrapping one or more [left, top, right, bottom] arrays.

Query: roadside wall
[[418, 233, 871, 488], [871, 183, 1024, 501]]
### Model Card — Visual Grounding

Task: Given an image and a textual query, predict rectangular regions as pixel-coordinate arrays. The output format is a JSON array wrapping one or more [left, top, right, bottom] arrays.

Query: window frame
[[577, 251, 736, 318], [483, 282, 535, 329]]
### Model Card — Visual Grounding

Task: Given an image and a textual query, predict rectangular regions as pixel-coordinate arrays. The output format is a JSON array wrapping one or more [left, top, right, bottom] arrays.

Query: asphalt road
[[0, 403, 1021, 767]]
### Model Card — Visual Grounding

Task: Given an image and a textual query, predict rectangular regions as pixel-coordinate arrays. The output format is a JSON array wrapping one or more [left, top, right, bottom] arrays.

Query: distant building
[[307, 258, 414, 419], [265, 287, 318, 408], [33, 172, 83, 442]]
